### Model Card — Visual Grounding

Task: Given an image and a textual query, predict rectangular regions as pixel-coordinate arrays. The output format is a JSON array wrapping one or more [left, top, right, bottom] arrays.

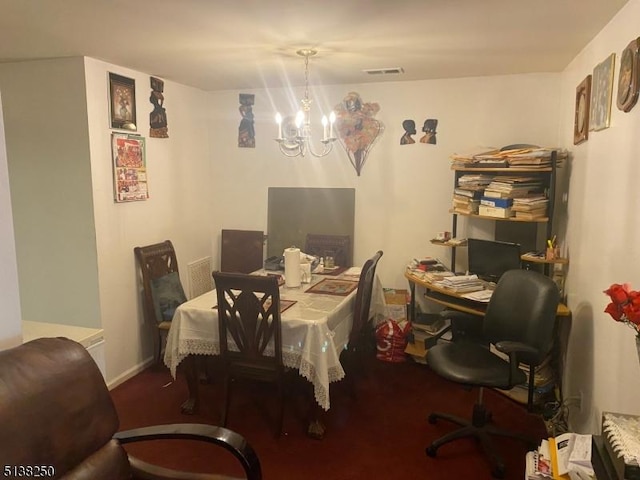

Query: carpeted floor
[[110, 355, 547, 480]]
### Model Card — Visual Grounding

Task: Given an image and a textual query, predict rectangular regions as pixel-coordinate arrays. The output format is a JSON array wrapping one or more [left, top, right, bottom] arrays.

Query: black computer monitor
[[467, 238, 521, 283]]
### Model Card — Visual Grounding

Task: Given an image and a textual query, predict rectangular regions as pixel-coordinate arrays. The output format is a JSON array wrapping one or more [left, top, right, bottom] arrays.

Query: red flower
[[605, 301, 624, 321], [604, 283, 631, 304], [604, 283, 640, 334]]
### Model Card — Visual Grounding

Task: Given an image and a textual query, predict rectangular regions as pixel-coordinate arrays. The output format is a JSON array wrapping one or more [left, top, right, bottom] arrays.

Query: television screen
[[467, 238, 521, 283]]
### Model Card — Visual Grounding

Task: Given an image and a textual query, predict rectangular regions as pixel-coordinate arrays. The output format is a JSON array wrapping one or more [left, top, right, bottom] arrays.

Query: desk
[[404, 269, 571, 320], [164, 271, 358, 414], [405, 267, 571, 410]]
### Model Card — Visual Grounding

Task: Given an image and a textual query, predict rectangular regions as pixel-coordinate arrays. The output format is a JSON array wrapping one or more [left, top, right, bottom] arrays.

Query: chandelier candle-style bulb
[[321, 115, 328, 141], [295, 111, 304, 133], [329, 111, 336, 139], [275, 112, 283, 140]]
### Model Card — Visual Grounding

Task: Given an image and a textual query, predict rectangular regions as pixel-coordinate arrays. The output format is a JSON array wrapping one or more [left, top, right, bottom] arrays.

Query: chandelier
[[275, 49, 336, 157]]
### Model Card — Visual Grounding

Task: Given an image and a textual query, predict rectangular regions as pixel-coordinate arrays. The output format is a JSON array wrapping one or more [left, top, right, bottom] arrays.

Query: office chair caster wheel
[[425, 445, 438, 457], [491, 464, 505, 479], [427, 413, 438, 424]]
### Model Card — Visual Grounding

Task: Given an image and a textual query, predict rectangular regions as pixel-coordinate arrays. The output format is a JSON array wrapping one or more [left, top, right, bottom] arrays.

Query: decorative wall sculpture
[[149, 77, 168, 138], [238, 93, 255, 148], [334, 92, 384, 176]]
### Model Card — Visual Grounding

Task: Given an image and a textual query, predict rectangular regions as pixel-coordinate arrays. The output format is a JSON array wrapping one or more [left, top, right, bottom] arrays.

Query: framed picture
[[589, 53, 616, 131], [111, 133, 148, 202], [574, 75, 591, 145], [617, 37, 640, 112], [108, 72, 137, 131]]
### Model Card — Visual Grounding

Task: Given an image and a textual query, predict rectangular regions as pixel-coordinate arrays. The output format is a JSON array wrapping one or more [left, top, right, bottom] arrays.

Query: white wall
[[559, 0, 640, 433], [83, 58, 215, 385], [0, 58, 101, 329], [0, 91, 22, 349], [208, 74, 561, 289]]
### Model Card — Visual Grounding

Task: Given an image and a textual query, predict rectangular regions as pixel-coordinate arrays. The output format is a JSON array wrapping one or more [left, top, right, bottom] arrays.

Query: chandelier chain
[[304, 53, 310, 105]]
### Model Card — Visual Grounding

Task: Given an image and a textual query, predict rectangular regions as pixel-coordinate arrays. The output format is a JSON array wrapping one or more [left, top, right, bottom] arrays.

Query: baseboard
[[106, 356, 155, 390]]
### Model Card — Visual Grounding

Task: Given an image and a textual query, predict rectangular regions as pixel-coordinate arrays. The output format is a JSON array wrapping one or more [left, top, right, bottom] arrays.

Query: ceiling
[[0, 0, 630, 92]]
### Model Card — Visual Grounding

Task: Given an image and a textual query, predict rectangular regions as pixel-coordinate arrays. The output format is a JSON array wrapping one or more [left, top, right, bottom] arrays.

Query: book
[[478, 204, 513, 218], [515, 211, 547, 220], [480, 196, 513, 208], [412, 313, 447, 334], [549, 433, 594, 480], [454, 187, 483, 199]]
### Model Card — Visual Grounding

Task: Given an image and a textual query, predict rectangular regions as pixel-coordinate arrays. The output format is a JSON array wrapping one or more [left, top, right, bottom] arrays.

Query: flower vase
[[636, 334, 640, 366]]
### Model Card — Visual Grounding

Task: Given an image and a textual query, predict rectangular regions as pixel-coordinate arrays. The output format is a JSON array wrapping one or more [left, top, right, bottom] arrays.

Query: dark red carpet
[[110, 356, 547, 480]]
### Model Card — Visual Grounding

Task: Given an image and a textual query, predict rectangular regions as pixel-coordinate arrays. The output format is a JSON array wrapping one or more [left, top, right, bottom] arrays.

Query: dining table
[[163, 267, 382, 436]]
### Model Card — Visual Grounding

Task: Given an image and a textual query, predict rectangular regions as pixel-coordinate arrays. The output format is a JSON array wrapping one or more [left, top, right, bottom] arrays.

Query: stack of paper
[[434, 274, 484, 293]]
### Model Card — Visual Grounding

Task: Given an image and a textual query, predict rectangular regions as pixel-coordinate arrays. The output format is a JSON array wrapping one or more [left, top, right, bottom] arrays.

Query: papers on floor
[[526, 434, 593, 480]]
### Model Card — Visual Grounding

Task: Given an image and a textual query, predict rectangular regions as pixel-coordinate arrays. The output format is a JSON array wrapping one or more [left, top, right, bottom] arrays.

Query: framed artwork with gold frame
[[574, 75, 591, 145], [617, 37, 640, 112], [589, 53, 616, 131], [108, 72, 137, 131]]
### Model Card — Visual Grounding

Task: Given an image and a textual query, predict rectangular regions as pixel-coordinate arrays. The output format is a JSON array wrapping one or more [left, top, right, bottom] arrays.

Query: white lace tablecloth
[[164, 273, 360, 411]]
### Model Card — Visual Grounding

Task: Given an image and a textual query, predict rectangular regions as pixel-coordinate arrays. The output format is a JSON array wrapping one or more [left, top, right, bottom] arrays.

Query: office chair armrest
[[494, 341, 540, 386], [114, 423, 261, 480], [494, 340, 538, 356], [439, 309, 474, 322]]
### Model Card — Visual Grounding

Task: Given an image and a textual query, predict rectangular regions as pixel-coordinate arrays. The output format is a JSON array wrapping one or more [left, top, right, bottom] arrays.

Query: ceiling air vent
[[363, 67, 405, 75]]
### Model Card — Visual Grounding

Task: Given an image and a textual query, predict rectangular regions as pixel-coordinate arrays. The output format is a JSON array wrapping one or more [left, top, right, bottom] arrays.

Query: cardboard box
[[383, 288, 409, 322], [478, 204, 513, 218]]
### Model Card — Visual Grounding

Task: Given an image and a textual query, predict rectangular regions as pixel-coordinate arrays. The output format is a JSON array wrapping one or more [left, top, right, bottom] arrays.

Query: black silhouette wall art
[[420, 119, 438, 145], [400, 119, 416, 145]]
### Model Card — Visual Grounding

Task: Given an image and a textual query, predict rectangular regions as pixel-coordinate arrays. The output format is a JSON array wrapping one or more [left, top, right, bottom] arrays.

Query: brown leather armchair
[[0, 337, 261, 480]]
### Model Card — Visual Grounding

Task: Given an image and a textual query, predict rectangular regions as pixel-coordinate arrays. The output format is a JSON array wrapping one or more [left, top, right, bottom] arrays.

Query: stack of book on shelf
[[449, 146, 499, 168], [505, 147, 568, 168], [450, 146, 568, 169], [479, 195, 514, 219], [483, 176, 544, 198], [489, 346, 556, 406], [512, 195, 549, 220], [404, 313, 452, 364], [433, 274, 484, 293], [601, 411, 640, 480], [526, 433, 593, 480], [453, 174, 493, 214]]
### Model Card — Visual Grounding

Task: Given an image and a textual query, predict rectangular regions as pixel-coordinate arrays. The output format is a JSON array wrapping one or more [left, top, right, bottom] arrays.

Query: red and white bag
[[375, 319, 411, 363]]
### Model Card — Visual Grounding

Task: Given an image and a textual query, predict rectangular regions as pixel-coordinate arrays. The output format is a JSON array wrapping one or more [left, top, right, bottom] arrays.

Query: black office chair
[[425, 269, 560, 479]]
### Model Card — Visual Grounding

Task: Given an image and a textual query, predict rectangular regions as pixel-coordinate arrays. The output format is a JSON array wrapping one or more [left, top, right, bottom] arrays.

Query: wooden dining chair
[[221, 229, 265, 273], [134, 240, 187, 364], [304, 234, 352, 267], [212, 271, 286, 437], [341, 250, 383, 396]]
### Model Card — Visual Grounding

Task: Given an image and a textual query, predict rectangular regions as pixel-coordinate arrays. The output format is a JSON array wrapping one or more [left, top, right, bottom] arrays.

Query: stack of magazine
[[434, 274, 484, 293]]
